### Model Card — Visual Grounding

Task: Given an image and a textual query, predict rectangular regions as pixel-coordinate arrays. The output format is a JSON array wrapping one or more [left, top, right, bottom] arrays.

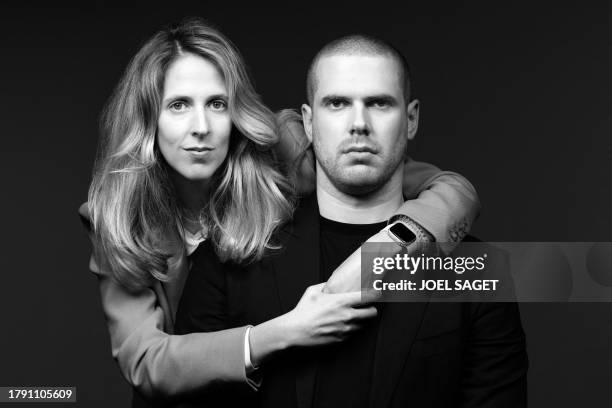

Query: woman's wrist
[[249, 314, 294, 366]]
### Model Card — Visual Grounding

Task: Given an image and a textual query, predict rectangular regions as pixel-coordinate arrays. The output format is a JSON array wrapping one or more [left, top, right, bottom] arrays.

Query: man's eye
[[209, 99, 228, 111], [169, 101, 187, 111], [328, 100, 347, 109], [372, 100, 390, 109]]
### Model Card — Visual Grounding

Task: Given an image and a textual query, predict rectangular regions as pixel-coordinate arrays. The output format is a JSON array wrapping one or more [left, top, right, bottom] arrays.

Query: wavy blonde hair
[[88, 18, 295, 291]]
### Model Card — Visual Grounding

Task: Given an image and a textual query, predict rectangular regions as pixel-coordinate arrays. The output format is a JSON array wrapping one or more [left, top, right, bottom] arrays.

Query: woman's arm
[[399, 158, 479, 245], [80, 204, 249, 401], [323, 165, 479, 294], [248, 284, 376, 366], [174, 240, 377, 371], [274, 109, 481, 294]]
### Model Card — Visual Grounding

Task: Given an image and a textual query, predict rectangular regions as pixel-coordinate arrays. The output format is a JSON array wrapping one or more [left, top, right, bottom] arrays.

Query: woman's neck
[[170, 170, 210, 222]]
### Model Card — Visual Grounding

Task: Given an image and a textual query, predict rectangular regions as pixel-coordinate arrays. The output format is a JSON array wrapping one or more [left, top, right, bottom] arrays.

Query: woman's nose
[[191, 109, 209, 137]]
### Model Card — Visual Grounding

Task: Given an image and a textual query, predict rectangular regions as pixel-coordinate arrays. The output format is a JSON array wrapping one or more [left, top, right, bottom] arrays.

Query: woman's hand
[[283, 283, 377, 346], [249, 283, 377, 366]]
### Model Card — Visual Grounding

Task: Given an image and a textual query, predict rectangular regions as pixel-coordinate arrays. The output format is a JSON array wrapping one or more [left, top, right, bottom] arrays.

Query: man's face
[[303, 54, 418, 196]]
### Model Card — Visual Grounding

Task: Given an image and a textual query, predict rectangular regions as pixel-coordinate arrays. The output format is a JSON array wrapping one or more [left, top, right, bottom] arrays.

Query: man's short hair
[[306, 34, 412, 105]]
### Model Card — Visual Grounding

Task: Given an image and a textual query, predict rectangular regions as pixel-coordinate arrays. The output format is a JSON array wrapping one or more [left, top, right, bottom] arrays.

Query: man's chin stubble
[[328, 172, 388, 196]]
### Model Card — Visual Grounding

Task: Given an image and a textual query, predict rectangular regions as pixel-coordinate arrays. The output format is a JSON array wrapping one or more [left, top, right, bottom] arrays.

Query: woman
[[81, 17, 479, 404]]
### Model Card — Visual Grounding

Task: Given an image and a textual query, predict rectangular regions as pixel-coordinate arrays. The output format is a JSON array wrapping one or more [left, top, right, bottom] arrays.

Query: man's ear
[[301, 104, 313, 143], [406, 99, 419, 141]]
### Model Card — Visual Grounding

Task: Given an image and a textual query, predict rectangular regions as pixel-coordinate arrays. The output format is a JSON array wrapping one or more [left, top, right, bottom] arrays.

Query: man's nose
[[349, 104, 370, 136], [191, 109, 210, 137]]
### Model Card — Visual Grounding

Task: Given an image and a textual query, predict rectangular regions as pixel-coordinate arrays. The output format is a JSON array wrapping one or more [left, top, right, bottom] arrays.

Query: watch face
[[389, 222, 417, 243]]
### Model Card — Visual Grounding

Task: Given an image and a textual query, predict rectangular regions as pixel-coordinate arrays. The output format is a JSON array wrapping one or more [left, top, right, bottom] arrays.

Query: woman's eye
[[209, 99, 228, 111], [169, 101, 187, 111]]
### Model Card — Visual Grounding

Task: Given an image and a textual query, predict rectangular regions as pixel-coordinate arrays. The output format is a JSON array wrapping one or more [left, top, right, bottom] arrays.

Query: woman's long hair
[[88, 18, 295, 291]]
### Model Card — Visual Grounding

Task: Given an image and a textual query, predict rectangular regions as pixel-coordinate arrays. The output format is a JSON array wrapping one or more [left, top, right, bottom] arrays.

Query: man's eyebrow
[[320, 95, 350, 105], [363, 94, 398, 104]]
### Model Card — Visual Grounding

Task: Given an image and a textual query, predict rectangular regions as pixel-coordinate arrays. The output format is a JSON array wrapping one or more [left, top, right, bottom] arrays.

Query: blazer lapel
[[271, 195, 320, 408], [369, 301, 429, 408]]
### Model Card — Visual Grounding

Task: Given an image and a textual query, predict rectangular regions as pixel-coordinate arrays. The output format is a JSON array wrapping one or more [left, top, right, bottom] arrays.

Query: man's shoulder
[[275, 193, 319, 239], [292, 193, 319, 223], [258, 194, 320, 265], [454, 235, 520, 304]]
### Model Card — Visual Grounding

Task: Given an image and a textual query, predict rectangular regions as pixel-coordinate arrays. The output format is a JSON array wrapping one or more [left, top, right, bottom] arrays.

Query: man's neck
[[316, 166, 404, 224]]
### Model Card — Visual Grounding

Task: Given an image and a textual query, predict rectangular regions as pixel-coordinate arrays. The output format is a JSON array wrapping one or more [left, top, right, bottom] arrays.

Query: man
[[176, 34, 527, 407]]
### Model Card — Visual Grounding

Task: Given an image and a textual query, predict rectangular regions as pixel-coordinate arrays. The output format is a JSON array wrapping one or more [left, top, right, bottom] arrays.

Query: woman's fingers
[[333, 290, 376, 307], [350, 306, 378, 321], [336, 316, 377, 339], [305, 282, 327, 294]]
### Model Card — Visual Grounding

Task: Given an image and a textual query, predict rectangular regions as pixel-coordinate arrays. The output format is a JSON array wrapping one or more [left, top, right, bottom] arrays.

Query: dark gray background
[[1, 2, 611, 407]]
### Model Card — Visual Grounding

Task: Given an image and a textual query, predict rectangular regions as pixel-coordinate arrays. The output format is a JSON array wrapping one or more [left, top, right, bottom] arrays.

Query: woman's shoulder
[[78, 202, 92, 232]]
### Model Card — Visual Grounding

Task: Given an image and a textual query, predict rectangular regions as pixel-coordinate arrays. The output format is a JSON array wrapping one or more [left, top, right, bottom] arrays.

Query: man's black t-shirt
[[314, 216, 386, 408]]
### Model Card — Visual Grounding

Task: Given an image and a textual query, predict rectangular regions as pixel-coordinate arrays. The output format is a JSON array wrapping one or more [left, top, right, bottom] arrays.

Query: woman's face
[[157, 53, 232, 185]]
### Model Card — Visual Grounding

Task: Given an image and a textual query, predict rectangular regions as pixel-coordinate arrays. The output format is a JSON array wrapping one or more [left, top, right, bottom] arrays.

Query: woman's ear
[[301, 104, 313, 143]]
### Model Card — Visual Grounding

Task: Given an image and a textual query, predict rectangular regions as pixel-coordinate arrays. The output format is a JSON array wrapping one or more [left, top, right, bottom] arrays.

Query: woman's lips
[[184, 146, 214, 158], [184, 146, 214, 152]]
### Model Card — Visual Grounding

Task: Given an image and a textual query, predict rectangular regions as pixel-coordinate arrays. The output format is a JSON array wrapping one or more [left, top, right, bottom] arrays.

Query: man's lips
[[343, 145, 377, 154]]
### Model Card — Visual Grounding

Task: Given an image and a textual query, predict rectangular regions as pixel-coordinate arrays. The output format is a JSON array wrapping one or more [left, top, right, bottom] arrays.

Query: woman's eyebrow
[[162, 93, 229, 104], [206, 93, 228, 101], [162, 95, 193, 104]]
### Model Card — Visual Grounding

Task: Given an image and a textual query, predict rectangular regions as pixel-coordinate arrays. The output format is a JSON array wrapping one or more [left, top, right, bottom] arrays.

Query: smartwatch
[[387, 214, 435, 243], [386, 221, 417, 247]]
